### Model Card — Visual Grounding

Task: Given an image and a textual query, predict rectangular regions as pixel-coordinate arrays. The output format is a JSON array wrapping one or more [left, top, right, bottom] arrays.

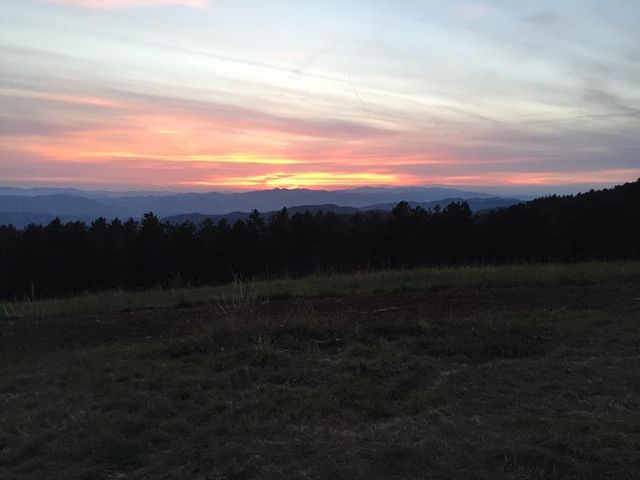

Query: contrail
[[349, 74, 371, 114]]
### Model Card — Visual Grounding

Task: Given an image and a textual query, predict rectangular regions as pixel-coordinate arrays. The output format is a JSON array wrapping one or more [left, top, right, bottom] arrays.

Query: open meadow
[[1, 262, 640, 479]]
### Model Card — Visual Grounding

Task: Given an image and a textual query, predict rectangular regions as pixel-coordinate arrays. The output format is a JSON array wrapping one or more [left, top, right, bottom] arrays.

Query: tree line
[[0, 180, 638, 299]]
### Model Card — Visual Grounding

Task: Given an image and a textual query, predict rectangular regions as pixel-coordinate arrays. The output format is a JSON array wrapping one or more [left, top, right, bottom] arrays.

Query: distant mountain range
[[0, 187, 524, 228], [163, 198, 522, 225]]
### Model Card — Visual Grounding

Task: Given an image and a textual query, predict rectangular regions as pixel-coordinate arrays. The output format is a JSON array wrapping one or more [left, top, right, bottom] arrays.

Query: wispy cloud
[[522, 11, 560, 25], [452, 3, 499, 20], [45, 0, 210, 10]]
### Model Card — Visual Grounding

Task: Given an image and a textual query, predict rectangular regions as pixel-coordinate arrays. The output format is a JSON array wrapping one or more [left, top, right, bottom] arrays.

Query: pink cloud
[[4, 85, 638, 191], [46, 0, 210, 9]]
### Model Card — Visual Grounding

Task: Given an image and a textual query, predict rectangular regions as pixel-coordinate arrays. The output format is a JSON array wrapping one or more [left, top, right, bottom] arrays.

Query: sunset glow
[[1, 1, 639, 191], [189, 171, 412, 189]]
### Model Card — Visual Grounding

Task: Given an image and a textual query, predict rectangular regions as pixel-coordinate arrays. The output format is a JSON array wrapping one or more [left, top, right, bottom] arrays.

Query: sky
[[0, 0, 639, 192]]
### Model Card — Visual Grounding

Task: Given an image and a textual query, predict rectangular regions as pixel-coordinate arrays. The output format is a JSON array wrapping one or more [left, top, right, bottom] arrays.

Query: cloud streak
[[2, 79, 639, 190], [522, 11, 560, 26], [45, 0, 210, 9]]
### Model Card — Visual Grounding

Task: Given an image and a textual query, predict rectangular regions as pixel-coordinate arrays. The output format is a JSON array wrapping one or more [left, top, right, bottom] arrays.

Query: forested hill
[[476, 179, 640, 261], [0, 180, 638, 299]]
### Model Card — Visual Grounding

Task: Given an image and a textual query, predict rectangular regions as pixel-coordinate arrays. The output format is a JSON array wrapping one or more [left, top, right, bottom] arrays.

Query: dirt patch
[[1, 282, 637, 353]]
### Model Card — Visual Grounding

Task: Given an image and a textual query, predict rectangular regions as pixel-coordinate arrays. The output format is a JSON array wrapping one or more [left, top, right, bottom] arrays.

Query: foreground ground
[[1, 263, 640, 479]]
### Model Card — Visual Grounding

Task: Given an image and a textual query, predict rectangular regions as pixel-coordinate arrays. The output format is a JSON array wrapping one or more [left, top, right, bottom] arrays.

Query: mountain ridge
[[162, 197, 521, 225], [0, 187, 523, 227]]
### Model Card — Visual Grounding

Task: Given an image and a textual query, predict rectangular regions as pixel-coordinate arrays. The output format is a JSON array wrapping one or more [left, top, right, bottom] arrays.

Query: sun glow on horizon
[[187, 171, 416, 190]]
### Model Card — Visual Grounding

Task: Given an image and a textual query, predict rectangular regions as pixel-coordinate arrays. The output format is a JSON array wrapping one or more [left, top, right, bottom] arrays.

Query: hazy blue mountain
[[105, 192, 228, 217], [0, 187, 184, 200], [164, 205, 364, 224], [0, 187, 89, 197], [0, 195, 132, 218], [106, 187, 509, 217], [0, 187, 523, 226], [162, 199, 519, 225]]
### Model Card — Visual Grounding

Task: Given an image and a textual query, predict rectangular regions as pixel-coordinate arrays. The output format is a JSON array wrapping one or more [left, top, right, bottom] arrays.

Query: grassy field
[[3, 260, 640, 319], [1, 262, 640, 479]]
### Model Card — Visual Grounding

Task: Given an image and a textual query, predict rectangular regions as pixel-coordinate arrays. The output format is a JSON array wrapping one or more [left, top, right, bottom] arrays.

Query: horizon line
[[0, 180, 630, 196]]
